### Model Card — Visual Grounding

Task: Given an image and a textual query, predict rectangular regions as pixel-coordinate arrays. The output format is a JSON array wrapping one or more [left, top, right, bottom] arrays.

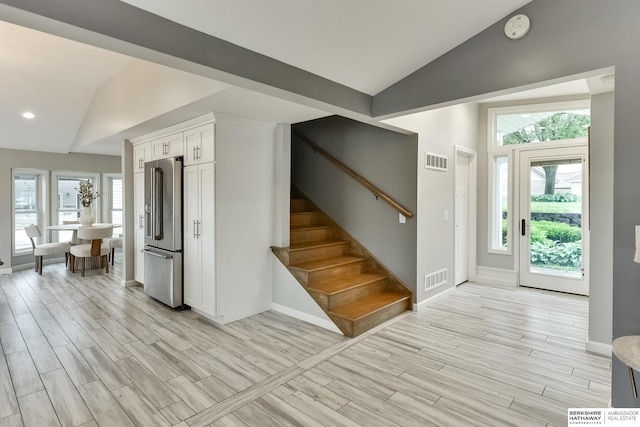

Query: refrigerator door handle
[[151, 167, 163, 240], [141, 249, 173, 259]]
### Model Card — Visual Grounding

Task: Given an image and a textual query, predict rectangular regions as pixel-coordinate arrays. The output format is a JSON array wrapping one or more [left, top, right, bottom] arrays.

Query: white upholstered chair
[[108, 236, 122, 266], [69, 225, 113, 277], [24, 224, 71, 275]]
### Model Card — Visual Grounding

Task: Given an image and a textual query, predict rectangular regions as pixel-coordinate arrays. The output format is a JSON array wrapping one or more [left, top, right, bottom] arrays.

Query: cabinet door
[[184, 123, 214, 165], [152, 133, 185, 160], [134, 173, 145, 283], [198, 163, 216, 317], [166, 132, 184, 157], [133, 143, 150, 173], [183, 165, 200, 308]]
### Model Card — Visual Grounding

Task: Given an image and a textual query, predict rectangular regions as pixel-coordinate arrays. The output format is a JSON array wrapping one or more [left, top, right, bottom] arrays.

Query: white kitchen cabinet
[[184, 123, 214, 165], [133, 142, 151, 173], [183, 162, 216, 316], [134, 172, 146, 284], [151, 132, 184, 160]]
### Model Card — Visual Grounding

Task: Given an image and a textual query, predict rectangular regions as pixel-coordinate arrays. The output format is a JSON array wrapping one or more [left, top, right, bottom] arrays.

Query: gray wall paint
[[292, 116, 418, 292], [0, 148, 121, 268], [376, 0, 638, 406], [589, 91, 614, 348], [0, 0, 371, 118]]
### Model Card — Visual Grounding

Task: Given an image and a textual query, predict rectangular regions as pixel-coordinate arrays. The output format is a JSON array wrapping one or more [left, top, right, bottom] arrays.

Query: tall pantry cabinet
[[183, 124, 216, 317], [130, 113, 276, 324]]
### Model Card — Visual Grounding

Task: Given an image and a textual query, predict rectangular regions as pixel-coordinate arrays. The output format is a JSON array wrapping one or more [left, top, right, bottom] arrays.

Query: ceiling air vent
[[424, 152, 448, 171]]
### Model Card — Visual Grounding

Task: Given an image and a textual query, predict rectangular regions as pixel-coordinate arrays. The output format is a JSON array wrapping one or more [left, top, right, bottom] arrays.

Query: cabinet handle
[[192, 146, 197, 161], [195, 146, 201, 160], [193, 220, 197, 239], [164, 142, 169, 155]]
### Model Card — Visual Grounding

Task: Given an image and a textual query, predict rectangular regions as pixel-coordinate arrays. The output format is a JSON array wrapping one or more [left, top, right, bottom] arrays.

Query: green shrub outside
[[530, 240, 581, 269], [531, 193, 580, 203], [530, 220, 581, 243]]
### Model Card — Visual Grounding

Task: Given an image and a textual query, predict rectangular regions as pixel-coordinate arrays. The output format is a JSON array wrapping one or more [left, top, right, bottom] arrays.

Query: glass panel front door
[[519, 147, 589, 295]]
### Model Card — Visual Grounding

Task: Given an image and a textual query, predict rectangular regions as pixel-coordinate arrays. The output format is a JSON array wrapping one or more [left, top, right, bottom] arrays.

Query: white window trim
[[51, 171, 101, 241], [486, 99, 591, 256], [488, 152, 513, 255], [12, 168, 47, 256], [487, 99, 591, 153], [103, 173, 123, 227]]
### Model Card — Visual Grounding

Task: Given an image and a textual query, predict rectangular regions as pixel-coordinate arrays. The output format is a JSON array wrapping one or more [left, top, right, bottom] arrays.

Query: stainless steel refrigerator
[[142, 157, 183, 308]]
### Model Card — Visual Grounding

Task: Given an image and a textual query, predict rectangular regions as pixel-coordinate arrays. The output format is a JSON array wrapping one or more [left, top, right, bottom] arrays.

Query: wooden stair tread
[[329, 292, 410, 321], [290, 224, 333, 231], [289, 256, 365, 272], [290, 240, 346, 251], [307, 273, 386, 295]]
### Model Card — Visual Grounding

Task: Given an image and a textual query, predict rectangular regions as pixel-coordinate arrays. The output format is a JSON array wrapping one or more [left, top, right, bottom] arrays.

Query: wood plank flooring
[[0, 260, 610, 426]]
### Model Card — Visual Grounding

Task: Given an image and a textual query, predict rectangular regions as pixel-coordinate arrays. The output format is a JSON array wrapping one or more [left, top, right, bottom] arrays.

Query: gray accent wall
[[292, 116, 418, 292], [589, 91, 614, 350], [0, 148, 121, 269], [376, 0, 638, 407]]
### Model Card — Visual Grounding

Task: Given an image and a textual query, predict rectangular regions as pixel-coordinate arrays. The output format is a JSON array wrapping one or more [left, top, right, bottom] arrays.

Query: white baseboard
[[0, 267, 11, 275], [585, 340, 612, 357], [272, 303, 342, 335], [475, 266, 518, 287], [123, 280, 140, 288], [414, 286, 455, 312]]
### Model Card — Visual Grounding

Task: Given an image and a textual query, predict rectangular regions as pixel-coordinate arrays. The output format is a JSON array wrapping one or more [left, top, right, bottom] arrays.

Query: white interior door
[[518, 146, 589, 295], [455, 154, 470, 285]]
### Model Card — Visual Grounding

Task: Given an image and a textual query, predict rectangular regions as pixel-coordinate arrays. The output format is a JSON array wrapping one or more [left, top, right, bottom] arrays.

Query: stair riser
[[308, 278, 388, 311], [290, 212, 320, 227], [328, 297, 410, 337], [328, 279, 389, 311], [290, 227, 334, 244], [289, 243, 349, 265], [307, 262, 364, 284], [290, 199, 308, 212], [352, 298, 411, 337]]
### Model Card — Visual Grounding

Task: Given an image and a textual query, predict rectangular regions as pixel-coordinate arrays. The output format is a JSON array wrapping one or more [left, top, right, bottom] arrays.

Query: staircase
[[272, 195, 412, 337]]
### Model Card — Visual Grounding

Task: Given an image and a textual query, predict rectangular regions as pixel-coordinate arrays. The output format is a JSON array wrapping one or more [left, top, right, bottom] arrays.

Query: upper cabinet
[[132, 142, 151, 173], [184, 123, 215, 166], [151, 132, 184, 160]]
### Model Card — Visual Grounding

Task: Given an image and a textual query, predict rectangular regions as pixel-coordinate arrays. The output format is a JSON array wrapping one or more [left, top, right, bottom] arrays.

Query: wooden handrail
[[293, 131, 414, 219]]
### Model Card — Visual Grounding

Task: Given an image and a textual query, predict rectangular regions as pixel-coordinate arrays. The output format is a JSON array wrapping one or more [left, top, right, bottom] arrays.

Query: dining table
[[46, 223, 122, 271]]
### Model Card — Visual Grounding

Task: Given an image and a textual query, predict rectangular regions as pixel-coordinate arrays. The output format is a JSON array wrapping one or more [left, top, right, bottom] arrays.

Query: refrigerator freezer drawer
[[143, 248, 182, 308]]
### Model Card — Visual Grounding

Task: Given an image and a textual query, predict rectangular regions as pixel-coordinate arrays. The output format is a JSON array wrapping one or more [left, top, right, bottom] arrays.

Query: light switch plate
[[399, 213, 406, 224], [443, 210, 449, 221]]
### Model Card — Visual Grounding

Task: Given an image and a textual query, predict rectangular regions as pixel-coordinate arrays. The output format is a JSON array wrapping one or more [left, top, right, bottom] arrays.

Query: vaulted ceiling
[[6, 0, 599, 156]]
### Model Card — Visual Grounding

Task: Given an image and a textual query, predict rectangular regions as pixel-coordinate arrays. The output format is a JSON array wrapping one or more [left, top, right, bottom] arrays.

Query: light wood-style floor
[[0, 259, 610, 427]]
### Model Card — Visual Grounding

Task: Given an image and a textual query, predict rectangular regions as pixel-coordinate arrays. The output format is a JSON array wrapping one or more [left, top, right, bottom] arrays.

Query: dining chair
[[108, 236, 122, 266], [69, 225, 113, 277], [24, 224, 71, 275]]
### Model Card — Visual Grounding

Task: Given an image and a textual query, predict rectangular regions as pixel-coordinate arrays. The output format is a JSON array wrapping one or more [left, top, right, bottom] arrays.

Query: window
[[108, 177, 123, 227], [489, 101, 590, 151], [52, 172, 100, 242], [489, 155, 510, 253], [486, 100, 590, 256], [13, 170, 43, 254]]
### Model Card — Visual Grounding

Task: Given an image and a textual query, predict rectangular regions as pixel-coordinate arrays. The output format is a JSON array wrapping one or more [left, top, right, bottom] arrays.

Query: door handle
[[521, 219, 526, 236]]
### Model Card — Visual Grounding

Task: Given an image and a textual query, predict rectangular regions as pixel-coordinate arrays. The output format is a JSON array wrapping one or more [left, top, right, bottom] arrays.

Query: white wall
[[385, 102, 479, 306], [215, 115, 276, 323], [73, 59, 230, 150]]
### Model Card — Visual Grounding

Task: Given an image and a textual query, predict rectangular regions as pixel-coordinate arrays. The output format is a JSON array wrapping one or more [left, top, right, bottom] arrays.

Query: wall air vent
[[424, 268, 448, 291], [424, 152, 448, 171]]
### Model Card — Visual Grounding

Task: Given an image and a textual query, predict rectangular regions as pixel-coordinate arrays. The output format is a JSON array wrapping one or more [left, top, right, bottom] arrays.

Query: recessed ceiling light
[[22, 112, 35, 119]]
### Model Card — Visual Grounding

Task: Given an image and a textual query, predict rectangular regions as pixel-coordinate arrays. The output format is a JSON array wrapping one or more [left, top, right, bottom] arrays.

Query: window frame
[[487, 152, 513, 255], [104, 173, 123, 229], [12, 169, 46, 256], [486, 99, 591, 257], [488, 100, 591, 154], [51, 171, 101, 242]]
